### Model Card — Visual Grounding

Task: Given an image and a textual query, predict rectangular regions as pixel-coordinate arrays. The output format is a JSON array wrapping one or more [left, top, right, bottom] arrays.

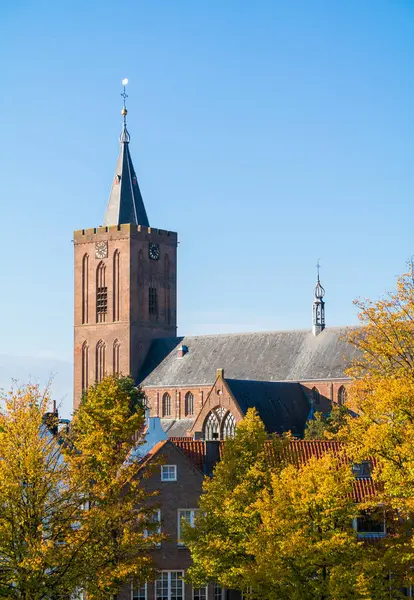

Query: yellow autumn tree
[[184, 409, 289, 592], [346, 270, 414, 517], [0, 376, 158, 600], [246, 454, 393, 600]]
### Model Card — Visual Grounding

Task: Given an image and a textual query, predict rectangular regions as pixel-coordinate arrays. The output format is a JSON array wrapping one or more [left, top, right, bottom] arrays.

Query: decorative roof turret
[[103, 79, 150, 227], [312, 260, 326, 336]]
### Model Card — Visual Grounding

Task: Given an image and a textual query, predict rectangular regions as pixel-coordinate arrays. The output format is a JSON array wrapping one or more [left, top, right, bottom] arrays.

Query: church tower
[[73, 81, 177, 408]]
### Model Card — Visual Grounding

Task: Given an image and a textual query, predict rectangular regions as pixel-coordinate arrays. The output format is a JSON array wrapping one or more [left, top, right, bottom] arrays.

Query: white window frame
[[177, 509, 197, 546], [131, 580, 147, 600], [144, 509, 161, 547], [155, 571, 184, 600], [214, 584, 225, 600], [193, 585, 208, 600], [161, 465, 177, 481], [352, 506, 386, 539]]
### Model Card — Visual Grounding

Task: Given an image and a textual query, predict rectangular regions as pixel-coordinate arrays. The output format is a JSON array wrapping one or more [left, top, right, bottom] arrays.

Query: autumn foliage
[[0, 376, 157, 600]]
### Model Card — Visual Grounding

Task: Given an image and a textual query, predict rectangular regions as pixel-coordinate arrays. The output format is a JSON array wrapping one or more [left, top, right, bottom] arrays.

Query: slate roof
[[104, 124, 150, 227], [226, 379, 309, 436], [139, 327, 358, 387], [160, 418, 194, 438]]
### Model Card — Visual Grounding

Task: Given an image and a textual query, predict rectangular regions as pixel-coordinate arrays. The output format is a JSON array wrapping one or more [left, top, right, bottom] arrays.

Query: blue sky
[[0, 1, 413, 416]]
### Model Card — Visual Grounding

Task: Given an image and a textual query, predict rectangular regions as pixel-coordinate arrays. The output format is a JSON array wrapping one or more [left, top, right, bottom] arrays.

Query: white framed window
[[214, 584, 225, 600], [155, 571, 184, 600], [178, 509, 197, 546], [193, 586, 207, 600], [144, 510, 161, 547], [161, 465, 177, 481], [132, 581, 147, 600], [353, 508, 386, 538]]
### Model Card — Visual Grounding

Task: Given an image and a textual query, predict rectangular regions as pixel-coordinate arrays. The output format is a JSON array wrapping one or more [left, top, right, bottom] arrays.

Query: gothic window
[[96, 340, 106, 383], [164, 253, 171, 325], [184, 392, 194, 416], [82, 254, 89, 324], [162, 393, 171, 417], [338, 385, 347, 406], [222, 412, 236, 439], [113, 250, 120, 322], [113, 339, 120, 376], [96, 262, 107, 323], [138, 249, 144, 312], [312, 386, 320, 406], [204, 411, 220, 441], [149, 287, 158, 319], [81, 341, 89, 391]]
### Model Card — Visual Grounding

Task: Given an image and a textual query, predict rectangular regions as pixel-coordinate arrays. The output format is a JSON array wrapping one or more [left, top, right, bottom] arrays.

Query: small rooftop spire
[[312, 260, 326, 336], [103, 79, 150, 227]]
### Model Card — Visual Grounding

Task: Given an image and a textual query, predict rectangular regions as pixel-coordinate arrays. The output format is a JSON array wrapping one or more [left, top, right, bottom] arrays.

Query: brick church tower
[[73, 83, 177, 408]]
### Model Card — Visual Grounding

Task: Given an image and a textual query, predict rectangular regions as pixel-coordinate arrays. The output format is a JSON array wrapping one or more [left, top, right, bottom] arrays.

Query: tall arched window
[[162, 393, 171, 417], [96, 340, 106, 382], [113, 339, 120, 376], [184, 392, 194, 416], [338, 385, 347, 406], [204, 411, 220, 441], [81, 341, 89, 391], [164, 253, 171, 325], [312, 386, 320, 406], [113, 250, 120, 322], [222, 412, 236, 439], [96, 262, 107, 323], [82, 254, 89, 324]]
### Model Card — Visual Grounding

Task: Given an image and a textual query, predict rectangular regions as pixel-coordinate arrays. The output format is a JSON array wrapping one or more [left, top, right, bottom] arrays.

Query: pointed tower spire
[[104, 79, 150, 227], [312, 260, 326, 336]]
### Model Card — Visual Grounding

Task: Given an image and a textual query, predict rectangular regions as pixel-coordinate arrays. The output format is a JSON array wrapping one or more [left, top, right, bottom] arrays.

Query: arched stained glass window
[[312, 387, 320, 406], [204, 411, 220, 441], [162, 393, 171, 417], [338, 385, 347, 406], [222, 412, 236, 439], [185, 392, 194, 416]]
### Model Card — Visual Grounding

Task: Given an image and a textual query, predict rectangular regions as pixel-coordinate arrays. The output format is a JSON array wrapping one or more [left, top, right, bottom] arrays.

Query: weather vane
[[121, 78, 129, 123]]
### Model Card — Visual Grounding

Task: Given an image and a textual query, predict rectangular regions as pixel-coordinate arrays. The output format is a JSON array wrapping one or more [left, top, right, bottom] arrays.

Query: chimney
[[177, 345, 188, 358], [204, 441, 221, 476]]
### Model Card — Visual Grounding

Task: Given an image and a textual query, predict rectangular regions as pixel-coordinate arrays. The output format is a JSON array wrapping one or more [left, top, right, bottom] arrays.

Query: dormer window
[[352, 461, 372, 479]]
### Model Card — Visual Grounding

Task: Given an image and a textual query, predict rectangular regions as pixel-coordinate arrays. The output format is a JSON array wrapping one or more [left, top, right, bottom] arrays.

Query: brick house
[[113, 434, 382, 600]]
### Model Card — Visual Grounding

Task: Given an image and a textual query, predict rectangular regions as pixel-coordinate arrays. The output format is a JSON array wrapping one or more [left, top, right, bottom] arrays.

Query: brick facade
[[117, 441, 205, 600], [73, 224, 177, 408]]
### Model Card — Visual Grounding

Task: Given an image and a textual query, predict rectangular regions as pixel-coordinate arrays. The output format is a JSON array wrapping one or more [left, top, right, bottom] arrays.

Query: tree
[[246, 454, 392, 600], [345, 270, 414, 517], [305, 404, 350, 440], [0, 377, 157, 600], [184, 409, 288, 592]]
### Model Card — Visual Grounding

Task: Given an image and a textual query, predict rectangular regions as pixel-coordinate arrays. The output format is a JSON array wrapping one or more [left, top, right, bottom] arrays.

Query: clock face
[[148, 243, 160, 261], [95, 241, 108, 259]]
